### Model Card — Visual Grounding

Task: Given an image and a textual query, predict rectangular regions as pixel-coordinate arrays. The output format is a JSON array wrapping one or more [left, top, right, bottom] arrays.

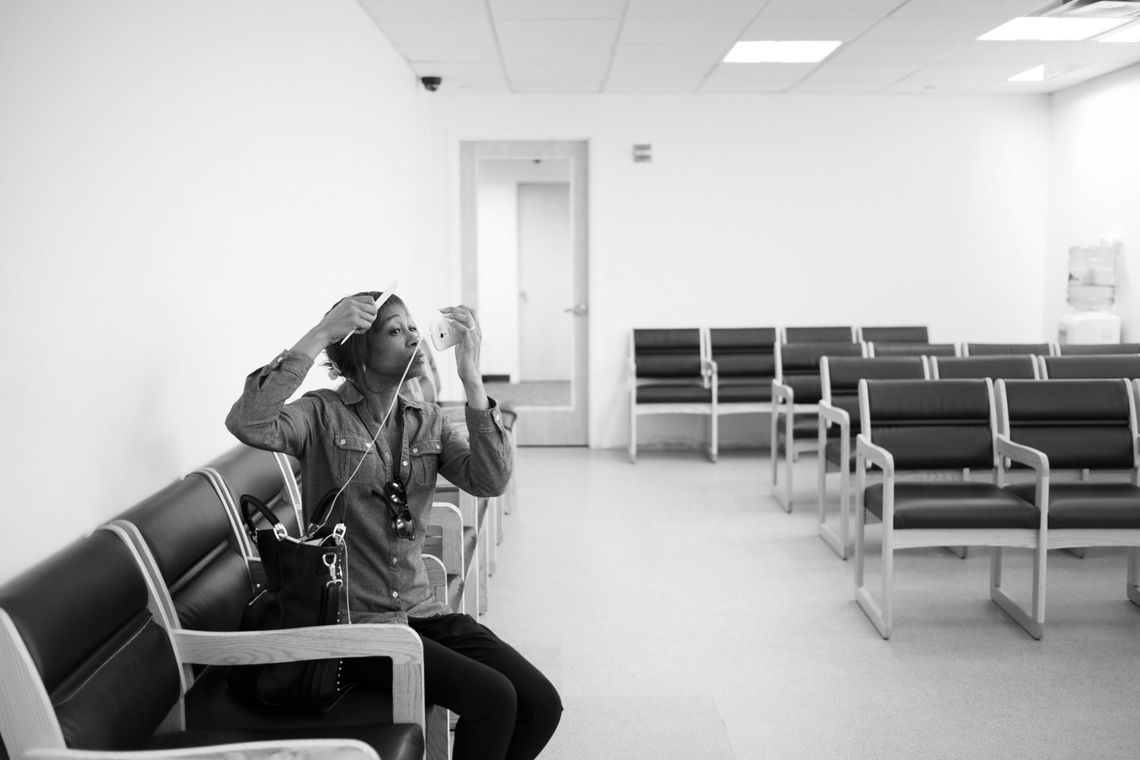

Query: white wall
[[0, 0, 436, 583], [429, 94, 1053, 450], [1047, 63, 1140, 342]]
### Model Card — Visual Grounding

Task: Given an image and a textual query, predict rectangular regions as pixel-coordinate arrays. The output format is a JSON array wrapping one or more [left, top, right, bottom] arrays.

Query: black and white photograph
[[2, 1, 1140, 759]]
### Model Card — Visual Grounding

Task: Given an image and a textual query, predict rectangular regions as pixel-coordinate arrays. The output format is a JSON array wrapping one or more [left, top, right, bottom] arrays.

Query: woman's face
[[365, 303, 425, 381]]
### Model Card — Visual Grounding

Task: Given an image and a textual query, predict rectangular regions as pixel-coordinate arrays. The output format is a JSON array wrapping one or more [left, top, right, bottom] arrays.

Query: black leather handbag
[[227, 490, 354, 712]]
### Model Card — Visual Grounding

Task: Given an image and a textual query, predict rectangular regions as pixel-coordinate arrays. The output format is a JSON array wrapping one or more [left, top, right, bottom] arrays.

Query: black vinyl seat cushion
[[824, 436, 854, 466], [1004, 482, 1140, 529], [864, 483, 1039, 529], [184, 666, 425, 760], [775, 415, 821, 438], [717, 382, 773, 403], [636, 385, 711, 403]]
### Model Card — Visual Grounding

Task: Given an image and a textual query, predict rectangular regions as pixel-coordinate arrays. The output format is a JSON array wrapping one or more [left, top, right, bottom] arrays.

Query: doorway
[[459, 141, 588, 446]]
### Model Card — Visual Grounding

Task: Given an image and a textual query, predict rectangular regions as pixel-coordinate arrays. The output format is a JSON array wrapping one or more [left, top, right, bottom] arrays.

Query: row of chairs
[[0, 439, 512, 760], [848, 377, 1140, 640], [626, 324, 1140, 463], [812, 353, 1140, 559]]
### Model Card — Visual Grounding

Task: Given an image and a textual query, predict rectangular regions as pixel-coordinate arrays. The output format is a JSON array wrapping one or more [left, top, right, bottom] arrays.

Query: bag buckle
[[323, 552, 343, 587]]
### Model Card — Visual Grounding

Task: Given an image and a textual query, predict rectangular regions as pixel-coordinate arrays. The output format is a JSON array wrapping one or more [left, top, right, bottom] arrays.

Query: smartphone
[[429, 319, 460, 351]]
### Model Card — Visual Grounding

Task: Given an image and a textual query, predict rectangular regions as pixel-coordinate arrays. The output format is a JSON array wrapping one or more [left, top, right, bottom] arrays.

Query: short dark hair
[[324, 291, 407, 385]]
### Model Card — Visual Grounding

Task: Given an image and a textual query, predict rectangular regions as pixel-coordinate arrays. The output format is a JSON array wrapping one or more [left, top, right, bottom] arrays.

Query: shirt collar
[[336, 380, 424, 412]]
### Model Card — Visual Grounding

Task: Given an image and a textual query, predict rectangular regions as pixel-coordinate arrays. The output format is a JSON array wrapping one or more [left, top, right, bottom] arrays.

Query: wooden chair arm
[[171, 624, 422, 667], [24, 739, 379, 760], [855, 434, 894, 477]]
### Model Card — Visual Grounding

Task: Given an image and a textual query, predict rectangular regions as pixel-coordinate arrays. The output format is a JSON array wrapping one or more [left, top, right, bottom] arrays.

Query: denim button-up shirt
[[225, 349, 513, 623]]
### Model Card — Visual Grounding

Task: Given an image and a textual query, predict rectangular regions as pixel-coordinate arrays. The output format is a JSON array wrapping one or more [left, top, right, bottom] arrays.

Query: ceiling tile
[[612, 44, 728, 66], [494, 18, 621, 46], [500, 44, 613, 65], [379, 18, 496, 45], [828, 42, 959, 65], [357, 0, 488, 20], [626, 0, 766, 21], [804, 63, 922, 83], [890, 0, 1048, 18], [739, 17, 880, 40], [900, 62, 1031, 84], [511, 78, 605, 93], [759, 0, 902, 20], [505, 61, 610, 79], [489, 0, 626, 19], [700, 62, 816, 92], [398, 44, 502, 64], [620, 15, 754, 44], [861, 17, 1016, 43], [790, 80, 894, 94], [605, 72, 709, 93]]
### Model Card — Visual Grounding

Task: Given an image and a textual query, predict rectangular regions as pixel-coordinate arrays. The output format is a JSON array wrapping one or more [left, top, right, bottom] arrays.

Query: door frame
[[457, 139, 589, 446]]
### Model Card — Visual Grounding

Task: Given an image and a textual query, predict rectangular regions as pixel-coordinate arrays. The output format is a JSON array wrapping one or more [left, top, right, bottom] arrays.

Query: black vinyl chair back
[[1040, 354, 1140, 380], [859, 326, 929, 343], [1057, 342, 1140, 355], [998, 379, 1136, 470], [823, 357, 927, 434], [633, 328, 703, 379], [869, 341, 956, 357], [110, 474, 250, 634], [861, 378, 996, 470], [0, 531, 182, 753], [204, 444, 301, 537], [933, 355, 1038, 380], [710, 327, 776, 402], [965, 342, 1054, 356], [777, 341, 865, 404], [784, 326, 855, 343]]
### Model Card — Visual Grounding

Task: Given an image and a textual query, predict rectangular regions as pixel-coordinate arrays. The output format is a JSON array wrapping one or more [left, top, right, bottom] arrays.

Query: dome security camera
[[421, 76, 442, 92]]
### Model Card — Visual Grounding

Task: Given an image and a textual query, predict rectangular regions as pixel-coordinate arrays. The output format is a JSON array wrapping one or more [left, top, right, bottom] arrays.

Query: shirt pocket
[[332, 433, 379, 485], [408, 435, 442, 487]]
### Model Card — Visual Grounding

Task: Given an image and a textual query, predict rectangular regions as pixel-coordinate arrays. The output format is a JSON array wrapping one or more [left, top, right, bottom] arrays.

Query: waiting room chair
[[783, 326, 856, 343], [708, 327, 778, 460], [931, 355, 1040, 380], [770, 340, 865, 511], [997, 379, 1140, 618], [628, 328, 714, 463], [0, 529, 425, 760], [963, 342, 1057, 357], [867, 342, 958, 358], [857, 326, 929, 343], [1038, 354, 1140, 381], [854, 378, 1045, 639], [816, 356, 928, 559], [1057, 342, 1140, 355]]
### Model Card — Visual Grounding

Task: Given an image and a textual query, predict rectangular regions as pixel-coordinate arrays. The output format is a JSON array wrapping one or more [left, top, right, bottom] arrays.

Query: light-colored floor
[[479, 446, 1140, 760]]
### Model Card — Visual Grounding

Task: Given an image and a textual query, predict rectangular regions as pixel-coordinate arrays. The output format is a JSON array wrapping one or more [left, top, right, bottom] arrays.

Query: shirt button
[[391, 557, 398, 565], [391, 591, 399, 598], [412, 447, 418, 454], [339, 438, 346, 445], [402, 460, 408, 467]]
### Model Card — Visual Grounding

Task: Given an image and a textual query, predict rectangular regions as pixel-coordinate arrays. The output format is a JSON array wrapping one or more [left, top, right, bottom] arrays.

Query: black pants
[[348, 613, 562, 760]]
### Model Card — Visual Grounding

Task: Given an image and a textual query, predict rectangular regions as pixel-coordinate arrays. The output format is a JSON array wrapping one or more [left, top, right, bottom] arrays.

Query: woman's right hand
[[291, 295, 378, 361], [320, 295, 379, 344]]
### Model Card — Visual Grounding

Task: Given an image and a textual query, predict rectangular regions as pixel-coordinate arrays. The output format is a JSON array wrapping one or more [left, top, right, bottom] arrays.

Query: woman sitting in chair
[[226, 289, 561, 760]]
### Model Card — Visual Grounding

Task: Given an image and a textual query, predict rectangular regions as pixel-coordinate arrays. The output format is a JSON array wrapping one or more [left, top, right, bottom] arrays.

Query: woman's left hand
[[439, 305, 482, 384]]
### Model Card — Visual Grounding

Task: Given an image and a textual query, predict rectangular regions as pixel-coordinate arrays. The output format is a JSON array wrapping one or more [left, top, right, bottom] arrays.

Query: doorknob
[[563, 303, 588, 316]]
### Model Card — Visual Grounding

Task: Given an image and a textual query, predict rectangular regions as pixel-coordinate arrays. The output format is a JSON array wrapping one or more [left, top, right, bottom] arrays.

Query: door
[[459, 140, 588, 445]]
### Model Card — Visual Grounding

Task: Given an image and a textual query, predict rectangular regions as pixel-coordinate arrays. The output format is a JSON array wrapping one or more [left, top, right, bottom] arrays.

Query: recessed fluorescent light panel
[[724, 41, 842, 64], [979, 16, 1130, 40]]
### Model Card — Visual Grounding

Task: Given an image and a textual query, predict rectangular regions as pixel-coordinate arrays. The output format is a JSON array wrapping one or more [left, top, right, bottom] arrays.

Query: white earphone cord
[[330, 340, 424, 622]]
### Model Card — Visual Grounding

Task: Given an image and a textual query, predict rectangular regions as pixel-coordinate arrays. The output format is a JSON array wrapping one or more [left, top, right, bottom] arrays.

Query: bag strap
[[240, 494, 288, 540], [307, 488, 342, 535]]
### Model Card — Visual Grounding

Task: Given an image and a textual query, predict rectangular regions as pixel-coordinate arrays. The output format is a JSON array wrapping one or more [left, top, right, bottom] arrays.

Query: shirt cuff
[[465, 396, 507, 434]]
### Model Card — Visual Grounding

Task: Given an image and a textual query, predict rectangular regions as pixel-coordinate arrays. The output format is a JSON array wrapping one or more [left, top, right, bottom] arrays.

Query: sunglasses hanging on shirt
[[372, 479, 414, 540]]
